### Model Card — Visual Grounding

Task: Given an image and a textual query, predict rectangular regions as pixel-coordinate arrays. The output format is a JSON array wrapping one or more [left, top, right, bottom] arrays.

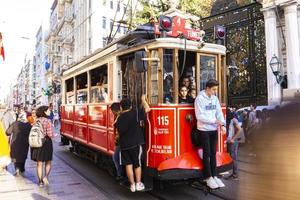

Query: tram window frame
[[65, 78, 75, 105], [149, 50, 160, 105], [90, 64, 108, 103], [75, 73, 88, 104]]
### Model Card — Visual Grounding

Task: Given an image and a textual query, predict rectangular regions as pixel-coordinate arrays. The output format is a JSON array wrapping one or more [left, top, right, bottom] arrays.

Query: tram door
[[120, 51, 147, 108]]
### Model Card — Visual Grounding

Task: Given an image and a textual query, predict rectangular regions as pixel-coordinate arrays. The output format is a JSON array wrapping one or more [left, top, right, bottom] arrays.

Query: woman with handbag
[[31, 106, 54, 186]]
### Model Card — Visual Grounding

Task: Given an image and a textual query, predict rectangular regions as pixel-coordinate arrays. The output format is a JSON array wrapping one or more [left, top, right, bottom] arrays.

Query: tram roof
[[63, 28, 226, 78]]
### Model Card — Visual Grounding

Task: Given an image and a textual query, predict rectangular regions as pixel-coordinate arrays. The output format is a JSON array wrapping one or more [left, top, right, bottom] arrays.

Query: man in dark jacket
[[115, 98, 145, 192]]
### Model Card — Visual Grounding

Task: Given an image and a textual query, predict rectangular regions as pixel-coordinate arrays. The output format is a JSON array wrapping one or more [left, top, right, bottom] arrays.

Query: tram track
[[54, 142, 230, 200]]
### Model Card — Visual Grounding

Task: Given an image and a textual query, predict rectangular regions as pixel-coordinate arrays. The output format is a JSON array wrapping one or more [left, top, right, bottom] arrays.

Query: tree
[[132, 0, 215, 27]]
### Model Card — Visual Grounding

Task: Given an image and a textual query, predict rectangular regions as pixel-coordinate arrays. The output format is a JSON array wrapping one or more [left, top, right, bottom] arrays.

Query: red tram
[[60, 14, 232, 184]]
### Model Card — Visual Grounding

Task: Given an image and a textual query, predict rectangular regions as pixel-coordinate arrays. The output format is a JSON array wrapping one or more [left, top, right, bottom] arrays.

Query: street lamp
[[269, 55, 283, 84]]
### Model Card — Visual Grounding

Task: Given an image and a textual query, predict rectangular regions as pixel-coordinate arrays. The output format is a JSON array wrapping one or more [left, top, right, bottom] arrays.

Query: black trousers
[[14, 162, 25, 172], [199, 130, 218, 179]]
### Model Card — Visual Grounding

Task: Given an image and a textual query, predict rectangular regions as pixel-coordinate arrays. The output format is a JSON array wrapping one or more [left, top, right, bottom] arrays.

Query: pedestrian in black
[[114, 98, 145, 192], [6, 112, 31, 175]]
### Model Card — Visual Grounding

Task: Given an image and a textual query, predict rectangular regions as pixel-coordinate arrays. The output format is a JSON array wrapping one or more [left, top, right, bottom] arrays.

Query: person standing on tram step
[[31, 106, 54, 187], [110, 102, 125, 181], [194, 79, 226, 189], [114, 98, 145, 192], [6, 112, 31, 176]]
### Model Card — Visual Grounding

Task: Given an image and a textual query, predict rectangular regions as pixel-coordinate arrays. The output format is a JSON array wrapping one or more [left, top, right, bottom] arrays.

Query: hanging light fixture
[[269, 55, 283, 84]]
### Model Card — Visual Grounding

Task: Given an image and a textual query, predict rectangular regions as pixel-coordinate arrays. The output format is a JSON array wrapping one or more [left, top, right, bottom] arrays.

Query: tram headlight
[[159, 16, 172, 32]]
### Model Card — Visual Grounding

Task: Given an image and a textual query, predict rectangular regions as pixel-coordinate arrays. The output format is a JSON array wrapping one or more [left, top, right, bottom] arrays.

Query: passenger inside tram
[[163, 74, 173, 104], [188, 87, 196, 103], [179, 86, 190, 104]]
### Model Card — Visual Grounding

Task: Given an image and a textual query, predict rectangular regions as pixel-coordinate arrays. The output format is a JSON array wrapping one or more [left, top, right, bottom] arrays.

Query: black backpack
[[191, 126, 202, 147]]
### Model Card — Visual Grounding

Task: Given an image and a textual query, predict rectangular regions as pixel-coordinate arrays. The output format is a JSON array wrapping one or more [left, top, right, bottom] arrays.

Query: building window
[[103, 37, 107, 47], [117, 3, 120, 12], [110, 19, 113, 30], [102, 17, 106, 29], [89, 38, 92, 52], [117, 25, 121, 33], [110, 0, 113, 9], [123, 27, 127, 34], [123, 4, 127, 13]]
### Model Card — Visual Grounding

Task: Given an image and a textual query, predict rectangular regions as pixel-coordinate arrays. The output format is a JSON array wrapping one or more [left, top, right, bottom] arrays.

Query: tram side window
[[200, 56, 216, 91], [90, 65, 108, 103], [178, 50, 196, 103], [66, 78, 74, 104], [76, 73, 88, 104], [163, 49, 174, 104]]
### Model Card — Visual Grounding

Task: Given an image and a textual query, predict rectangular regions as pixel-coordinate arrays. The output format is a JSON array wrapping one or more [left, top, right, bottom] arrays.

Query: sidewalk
[[0, 148, 111, 200]]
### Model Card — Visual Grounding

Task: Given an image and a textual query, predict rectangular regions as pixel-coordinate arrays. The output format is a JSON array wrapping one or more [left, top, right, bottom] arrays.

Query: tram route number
[[151, 145, 172, 154], [157, 116, 169, 126]]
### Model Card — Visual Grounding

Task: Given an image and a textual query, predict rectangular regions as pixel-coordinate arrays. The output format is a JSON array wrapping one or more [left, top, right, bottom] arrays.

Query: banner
[[0, 32, 5, 61]]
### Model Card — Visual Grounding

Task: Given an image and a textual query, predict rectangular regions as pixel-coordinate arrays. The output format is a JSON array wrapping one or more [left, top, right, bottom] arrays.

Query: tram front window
[[200, 56, 216, 91], [178, 50, 196, 103]]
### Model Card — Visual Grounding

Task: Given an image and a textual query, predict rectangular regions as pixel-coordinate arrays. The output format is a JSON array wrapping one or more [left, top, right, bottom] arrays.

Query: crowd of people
[[0, 104, 55, 187]]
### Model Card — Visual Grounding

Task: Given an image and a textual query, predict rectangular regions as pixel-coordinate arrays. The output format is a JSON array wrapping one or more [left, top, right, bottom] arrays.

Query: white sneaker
[[136, 182, 145, 191], [130, 183, 136, 192], [205, 177, 219, 189], [214, 176, 225, 188]]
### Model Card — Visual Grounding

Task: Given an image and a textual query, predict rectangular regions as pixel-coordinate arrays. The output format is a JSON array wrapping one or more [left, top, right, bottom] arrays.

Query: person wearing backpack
[[6, 112, 31, 175], [30, 106, 54, 186]]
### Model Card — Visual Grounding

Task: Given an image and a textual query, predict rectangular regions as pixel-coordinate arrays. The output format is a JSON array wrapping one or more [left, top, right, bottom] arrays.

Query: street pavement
[[0, 122, 249, 200], [0, 147, 112, 200]]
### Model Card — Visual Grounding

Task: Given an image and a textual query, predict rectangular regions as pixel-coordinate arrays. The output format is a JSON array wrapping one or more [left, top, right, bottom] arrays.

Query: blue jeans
[[112, 146, 124, 177], [229, 141, 239, 175]]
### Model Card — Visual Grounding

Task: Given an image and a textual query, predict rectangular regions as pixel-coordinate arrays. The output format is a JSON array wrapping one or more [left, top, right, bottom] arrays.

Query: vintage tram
[[60, 14, 232, 185]]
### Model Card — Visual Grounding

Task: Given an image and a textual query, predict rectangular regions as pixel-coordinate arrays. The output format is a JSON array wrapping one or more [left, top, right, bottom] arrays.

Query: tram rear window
[[66, 78, 74, 104], [76, 73, 88, 104]]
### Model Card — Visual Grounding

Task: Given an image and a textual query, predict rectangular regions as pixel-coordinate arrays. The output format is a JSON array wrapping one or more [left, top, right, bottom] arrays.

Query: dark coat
[[6, 121, 31, 162], [115, 109, 145, 150]]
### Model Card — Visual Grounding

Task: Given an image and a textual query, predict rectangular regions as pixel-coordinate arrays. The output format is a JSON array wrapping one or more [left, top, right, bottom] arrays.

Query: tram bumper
[[153, 150, 233, 180]]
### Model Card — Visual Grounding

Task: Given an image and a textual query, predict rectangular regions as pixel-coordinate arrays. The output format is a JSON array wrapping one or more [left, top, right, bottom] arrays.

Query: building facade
[[260, 0, 300, 104], [35, 25, 49, 106]]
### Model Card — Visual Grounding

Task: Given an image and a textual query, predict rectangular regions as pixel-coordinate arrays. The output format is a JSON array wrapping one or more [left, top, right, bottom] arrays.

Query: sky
[[0, 0, 53, 103]]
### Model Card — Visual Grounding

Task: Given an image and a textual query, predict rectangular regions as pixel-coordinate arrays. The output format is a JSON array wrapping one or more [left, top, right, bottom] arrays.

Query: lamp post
[[269, 55, 284, 84]]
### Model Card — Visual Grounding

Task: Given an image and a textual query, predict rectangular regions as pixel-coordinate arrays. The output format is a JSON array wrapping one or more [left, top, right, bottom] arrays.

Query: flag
[[0, 32, 5, 61]]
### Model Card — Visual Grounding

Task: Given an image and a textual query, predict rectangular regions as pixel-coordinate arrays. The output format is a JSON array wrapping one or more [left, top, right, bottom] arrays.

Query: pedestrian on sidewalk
[[6, 112, 31, 175], [0, 121, 11, 173], [110, 102, 125, 181], [227, 112, 242, 180], [31, 106, 54, 186], [194, 79, 226, 189], [114, 98, 145, 192], [27, 108, 37, 125]]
